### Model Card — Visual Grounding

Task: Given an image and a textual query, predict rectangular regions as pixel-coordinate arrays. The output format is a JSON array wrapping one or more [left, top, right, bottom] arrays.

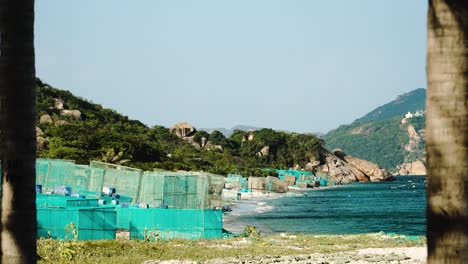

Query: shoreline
[[222, 186, 334, 233]]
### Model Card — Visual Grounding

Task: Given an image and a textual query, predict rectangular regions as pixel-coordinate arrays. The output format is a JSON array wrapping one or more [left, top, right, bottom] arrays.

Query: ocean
[[225, 176, 426, 236]]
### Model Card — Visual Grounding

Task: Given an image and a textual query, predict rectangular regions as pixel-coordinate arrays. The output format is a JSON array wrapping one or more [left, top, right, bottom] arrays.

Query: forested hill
[[324, 88, 426, 172], [35, 78, 323, 176], [354, 88, 426, 123]]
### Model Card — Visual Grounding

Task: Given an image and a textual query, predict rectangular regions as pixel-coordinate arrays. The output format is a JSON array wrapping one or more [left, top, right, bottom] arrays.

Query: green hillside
[[324, 88, 426, 171], [354, 88, 425, 123], [35, 78, 323, 176]]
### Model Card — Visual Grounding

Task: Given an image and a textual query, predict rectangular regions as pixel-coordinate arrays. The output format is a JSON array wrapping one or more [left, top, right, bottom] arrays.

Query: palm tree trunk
[[0, 0, 37, 263], [426, 0, 468, 263]]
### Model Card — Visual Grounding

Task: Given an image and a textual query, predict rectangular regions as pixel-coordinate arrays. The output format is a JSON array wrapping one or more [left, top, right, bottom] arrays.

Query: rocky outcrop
[[201, 137, 208, 148], [342, 155, 393, 182], [40, 114, 53, 124], [53, 98, 64, 110], [242, 131, 255, 142], [404, 124, 421, 152], [170, 122, 196, 138], [36, 126, 48, 151], [205, 141, 223, 151], [257, 146, 269, 157], [37, 136, 48, 151], [36, 126, 44, 137], [397, 160, 427, 175], [61, 109, 82, 120], [314, 148, 393, 184]]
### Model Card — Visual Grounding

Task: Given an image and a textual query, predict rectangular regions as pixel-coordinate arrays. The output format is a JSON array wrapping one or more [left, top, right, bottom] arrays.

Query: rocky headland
[[314, 148, 394, 184]]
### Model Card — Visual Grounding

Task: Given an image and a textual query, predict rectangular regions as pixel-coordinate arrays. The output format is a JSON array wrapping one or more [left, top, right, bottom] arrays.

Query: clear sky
[[35, 0, 427, 133]]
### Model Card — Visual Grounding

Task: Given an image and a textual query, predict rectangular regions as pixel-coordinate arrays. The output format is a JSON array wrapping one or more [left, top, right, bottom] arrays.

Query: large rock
[[204, 141, 223, 151], [39, 114, 53, 124], [343, 155, 393, 182], [36, 126, 48, 151], [318, 152, 370, 184], [54, 98, 64, 110], [331, 149, 346, 159], [398, 160, 427, 175], [242, 131, 255, 142], [37, 136, 48, 151], [201, 137, 208, 148], [36, 126, 44, 137], [317, 148, 393, 184], [170, 122, 196, 138], [257, 146, 269, 157], [61, 109, 82, 120]]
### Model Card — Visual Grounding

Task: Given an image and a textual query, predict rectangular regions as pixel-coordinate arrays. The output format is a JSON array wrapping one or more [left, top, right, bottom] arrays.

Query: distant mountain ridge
[[199, 125, 261, 137], [324, 88, 426, 173], [200, 125, 323, 138]]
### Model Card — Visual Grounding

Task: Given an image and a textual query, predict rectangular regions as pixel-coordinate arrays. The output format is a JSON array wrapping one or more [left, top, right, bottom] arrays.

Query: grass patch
[[37, 233, 426, 264]]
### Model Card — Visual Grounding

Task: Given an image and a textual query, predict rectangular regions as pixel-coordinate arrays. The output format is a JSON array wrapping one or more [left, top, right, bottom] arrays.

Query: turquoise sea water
[[230, 176, 426, 236]]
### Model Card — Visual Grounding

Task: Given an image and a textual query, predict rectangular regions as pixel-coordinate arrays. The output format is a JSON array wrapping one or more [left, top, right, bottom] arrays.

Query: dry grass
[[37, 233, 426, 264]]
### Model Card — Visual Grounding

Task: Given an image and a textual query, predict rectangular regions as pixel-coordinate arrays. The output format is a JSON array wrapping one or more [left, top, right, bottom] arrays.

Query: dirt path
[[144, 246, 426, 264]]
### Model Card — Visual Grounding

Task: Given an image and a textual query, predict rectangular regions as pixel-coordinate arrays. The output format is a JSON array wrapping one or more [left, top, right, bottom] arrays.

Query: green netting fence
[[37, 207, 116, 240], [36, 159, 225, 209], [138, 171, 224, 209], [226, 174, 248, 188], [90, 161, 143, 199], [36, 194, 99, 208], [36, 159, 106, 197], [276, 169, 313, 180], [129, 208, 223, 240]]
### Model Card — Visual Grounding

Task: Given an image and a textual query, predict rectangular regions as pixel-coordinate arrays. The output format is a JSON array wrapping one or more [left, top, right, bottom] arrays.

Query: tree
[[193, 130, 210, 146], [0, 0, 37, 262], [426, 1, 468, 263], [209, 130, 226, 145]]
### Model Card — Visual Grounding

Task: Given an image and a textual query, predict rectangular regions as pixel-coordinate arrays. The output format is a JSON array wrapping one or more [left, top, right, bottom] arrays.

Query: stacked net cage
[[139, 171, 225, 209], [36, 159, 106, 197], [90, 161, 143, 199], [36, 159, 225, 209]]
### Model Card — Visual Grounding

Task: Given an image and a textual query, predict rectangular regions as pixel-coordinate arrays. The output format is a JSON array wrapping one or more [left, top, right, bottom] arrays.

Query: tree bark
[[0, 0, 37, 263], [426, 0, 468, 263]]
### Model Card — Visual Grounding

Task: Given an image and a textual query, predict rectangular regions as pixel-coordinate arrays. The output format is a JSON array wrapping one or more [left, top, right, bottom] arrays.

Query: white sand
[[356, 247, 427, 262]]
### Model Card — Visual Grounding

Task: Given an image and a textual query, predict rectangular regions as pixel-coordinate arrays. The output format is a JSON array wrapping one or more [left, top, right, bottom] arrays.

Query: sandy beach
[[222, 186, 337, 233], [222, 188, 310, 233]]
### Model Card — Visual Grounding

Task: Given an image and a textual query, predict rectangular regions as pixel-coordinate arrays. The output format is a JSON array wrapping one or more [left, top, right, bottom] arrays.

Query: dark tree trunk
[[426, 0, 468, 263], [0, 0, 37, 263]]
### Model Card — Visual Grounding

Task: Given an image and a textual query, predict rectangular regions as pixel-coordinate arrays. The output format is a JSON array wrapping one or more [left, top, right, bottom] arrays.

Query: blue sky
[[35, 1, 427, 133]]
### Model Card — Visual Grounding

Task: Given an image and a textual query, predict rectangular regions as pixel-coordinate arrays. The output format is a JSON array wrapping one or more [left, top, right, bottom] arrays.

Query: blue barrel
[[35, 185, 42, 194]]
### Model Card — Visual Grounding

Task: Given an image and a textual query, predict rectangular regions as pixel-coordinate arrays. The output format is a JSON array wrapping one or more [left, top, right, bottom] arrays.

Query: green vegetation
[[37, 233, 426, 263], [324, 88, 426, 171], [354, 88, 425, 123], [407, 116, 425, 132], [324, 117, 408, 170], [35, 79, 323, 175]]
